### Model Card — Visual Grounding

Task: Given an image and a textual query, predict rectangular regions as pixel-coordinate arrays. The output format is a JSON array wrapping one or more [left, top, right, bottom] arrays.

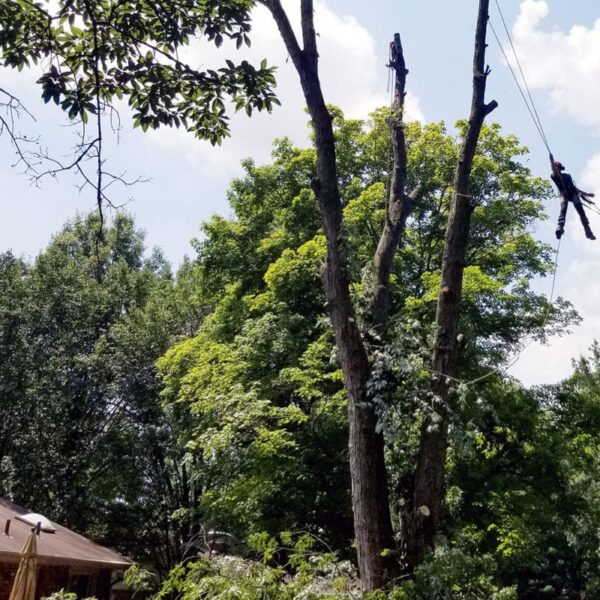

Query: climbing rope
[[488, 15, 552, 155], [463, 236, 562, 386], [491, 0, 553, 154], [431, 2, 572, 386]]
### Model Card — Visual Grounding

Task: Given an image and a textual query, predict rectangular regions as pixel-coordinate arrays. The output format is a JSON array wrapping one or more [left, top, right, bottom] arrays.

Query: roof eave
[[0, 550, 132, 570]]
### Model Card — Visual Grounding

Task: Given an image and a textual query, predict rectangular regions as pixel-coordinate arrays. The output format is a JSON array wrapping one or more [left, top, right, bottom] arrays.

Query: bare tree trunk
[[403, 0, 498, 569], [262, 0, 397, 590], [365, 34, 423, 331]]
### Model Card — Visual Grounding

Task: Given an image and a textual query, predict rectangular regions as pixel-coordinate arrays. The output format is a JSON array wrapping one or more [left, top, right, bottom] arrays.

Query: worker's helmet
[[554, 161, 566, 171]]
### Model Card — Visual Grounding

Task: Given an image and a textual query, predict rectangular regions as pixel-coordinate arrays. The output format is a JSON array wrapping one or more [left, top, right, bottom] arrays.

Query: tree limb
[[0, 88, 39, 171], [404, 0, 498, 569], [300, 0, 318, 68], [364, 34, 424, 331], [260, 0, 304, 69]]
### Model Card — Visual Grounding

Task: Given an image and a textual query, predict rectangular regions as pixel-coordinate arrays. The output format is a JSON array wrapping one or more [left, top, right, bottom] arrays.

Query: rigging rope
[[382, 9, 567, 388], [492, 0, 552, 153], [488, 17, 552, 156], [427, 1, 568, 386], [384, 44, 397, 217]]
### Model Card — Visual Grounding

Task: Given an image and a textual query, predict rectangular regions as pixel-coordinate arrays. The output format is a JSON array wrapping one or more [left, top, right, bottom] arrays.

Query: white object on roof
[[15, 513, 57, 533]]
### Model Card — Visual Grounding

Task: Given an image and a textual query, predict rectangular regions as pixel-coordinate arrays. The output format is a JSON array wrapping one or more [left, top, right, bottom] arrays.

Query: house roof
[[0, 498, 132, 569]]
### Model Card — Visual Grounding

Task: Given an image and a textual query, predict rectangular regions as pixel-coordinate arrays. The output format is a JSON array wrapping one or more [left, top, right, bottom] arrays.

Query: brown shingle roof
[[0, 498, 132, 569]]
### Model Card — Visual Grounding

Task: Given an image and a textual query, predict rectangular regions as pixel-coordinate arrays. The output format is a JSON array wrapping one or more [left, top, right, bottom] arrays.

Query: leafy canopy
[[157, 109, 571, 555], [0, 0, 278, 144]]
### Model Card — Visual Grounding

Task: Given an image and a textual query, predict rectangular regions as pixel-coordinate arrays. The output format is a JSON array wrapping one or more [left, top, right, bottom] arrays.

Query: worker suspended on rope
[[550, 155, 596, 240]]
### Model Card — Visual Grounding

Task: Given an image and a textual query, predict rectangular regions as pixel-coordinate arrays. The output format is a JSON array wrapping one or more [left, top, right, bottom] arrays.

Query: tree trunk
[[262, 0, 397, 589], [309, 80, 396, 589], [404, 0, 498, 569], [365, 34, 422, 332]]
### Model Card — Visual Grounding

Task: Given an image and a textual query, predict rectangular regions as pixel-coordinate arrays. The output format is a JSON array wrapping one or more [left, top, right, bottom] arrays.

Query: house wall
[[0, 563, 114, 600], [36, 565, 70, 599], [0, 563, 18, 600]]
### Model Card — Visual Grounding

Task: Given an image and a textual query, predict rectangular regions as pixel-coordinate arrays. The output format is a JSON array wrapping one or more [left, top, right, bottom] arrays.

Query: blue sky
[[2, 0, 600, 384]]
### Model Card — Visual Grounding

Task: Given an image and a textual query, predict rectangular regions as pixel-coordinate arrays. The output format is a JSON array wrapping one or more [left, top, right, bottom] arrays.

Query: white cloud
[[511, 244, 600, 385], [149, 1, 424, 178], [513, 0, 600, 130], [581, 151, 600, 194]]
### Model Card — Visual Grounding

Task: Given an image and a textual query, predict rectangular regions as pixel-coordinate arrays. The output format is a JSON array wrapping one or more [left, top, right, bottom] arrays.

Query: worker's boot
[[584, 224, 596, 240], [555, 226, 564, 239]]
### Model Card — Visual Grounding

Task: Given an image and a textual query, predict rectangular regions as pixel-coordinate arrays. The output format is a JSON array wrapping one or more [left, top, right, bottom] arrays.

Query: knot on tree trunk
[[441, 285, 457, 302]]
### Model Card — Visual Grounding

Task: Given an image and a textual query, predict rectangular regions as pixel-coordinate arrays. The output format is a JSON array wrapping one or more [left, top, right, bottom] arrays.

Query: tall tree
[[257, 1, 427, 587], [157, 111, 567, 592], [404, 0, 498, 566]]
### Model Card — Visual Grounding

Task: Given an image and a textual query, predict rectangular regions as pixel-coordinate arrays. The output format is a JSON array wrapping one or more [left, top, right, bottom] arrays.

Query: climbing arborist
[[550, 155, 596, 240]]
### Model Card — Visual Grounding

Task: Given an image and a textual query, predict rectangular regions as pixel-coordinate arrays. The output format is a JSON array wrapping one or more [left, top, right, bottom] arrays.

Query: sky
[[1, 0, 600, 386]]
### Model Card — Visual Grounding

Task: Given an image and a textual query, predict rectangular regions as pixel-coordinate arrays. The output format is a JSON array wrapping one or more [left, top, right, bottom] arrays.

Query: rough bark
[[262, 0, 396, 590], [404, 0, 498, 569], [365, 33, 423, 331]]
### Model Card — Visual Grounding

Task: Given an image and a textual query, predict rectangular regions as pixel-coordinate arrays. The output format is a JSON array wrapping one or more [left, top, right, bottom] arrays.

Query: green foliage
[[43, 591, 95, 600], [386, 544, 517, 600], [156, 533, 520, 599], [2, 107, 593, 596], [157, 532, 359, 600], [154, 108, 579, 593], [439, 368, 600, 597], [124, 564, 161, 595], [0, 0, 278, 144], [0, 212, 199, 573]]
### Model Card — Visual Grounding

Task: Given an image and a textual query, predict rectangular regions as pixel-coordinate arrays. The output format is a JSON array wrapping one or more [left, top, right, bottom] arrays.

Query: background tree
[[0, 213, 201, 574]]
